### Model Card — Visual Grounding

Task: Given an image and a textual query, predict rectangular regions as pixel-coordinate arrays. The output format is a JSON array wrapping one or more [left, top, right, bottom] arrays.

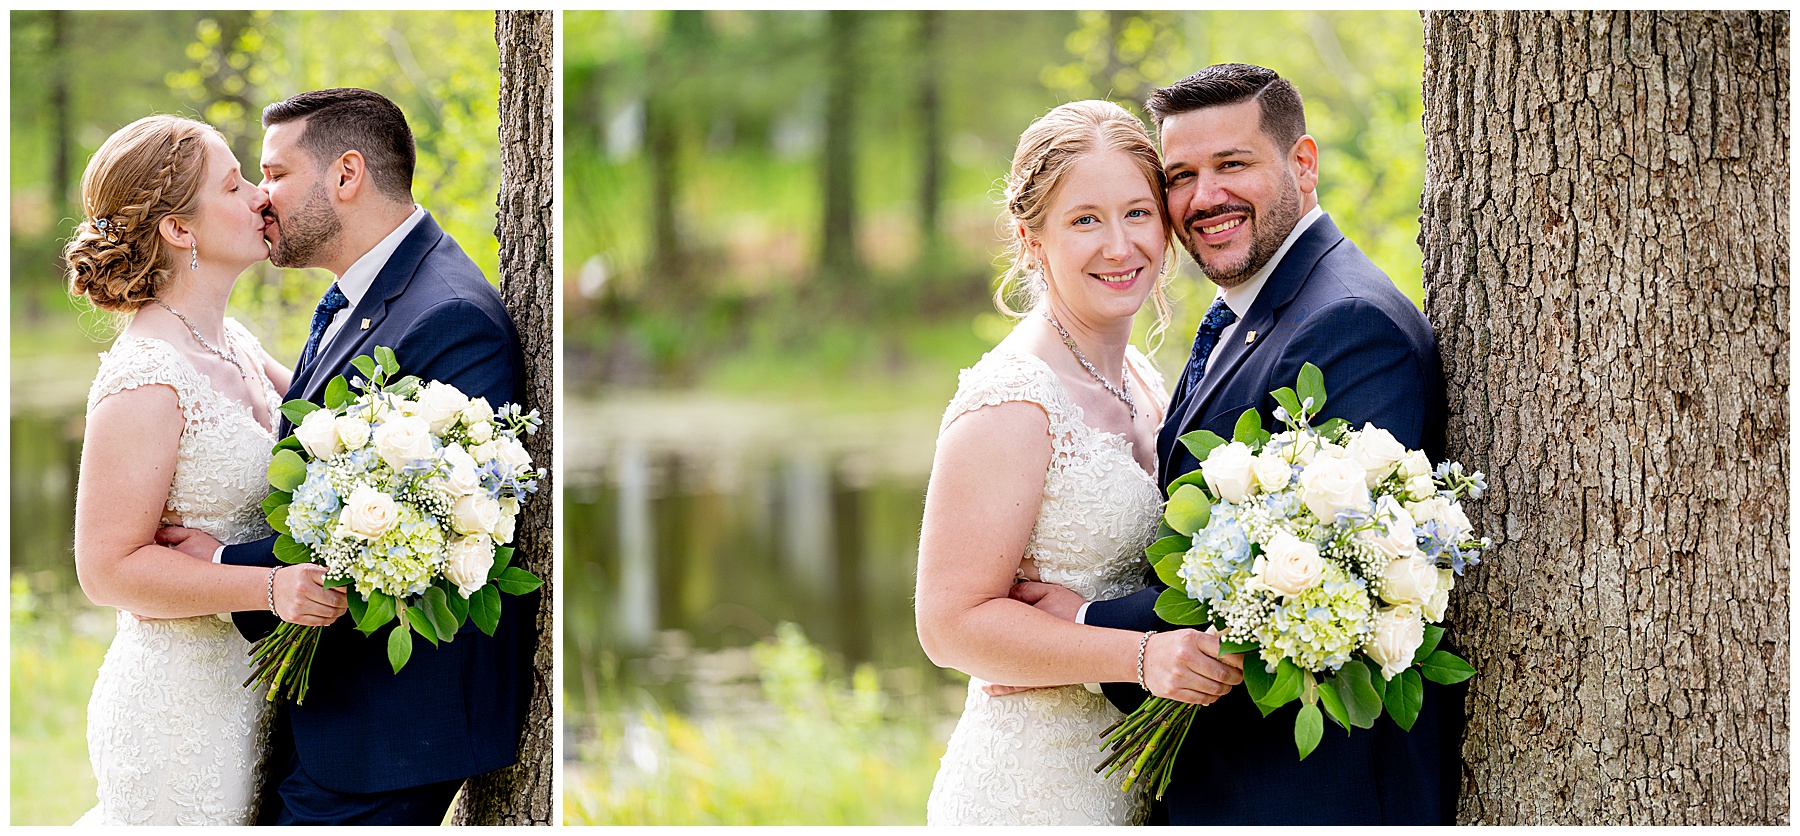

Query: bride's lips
[[1089, 266, 1143, 289]]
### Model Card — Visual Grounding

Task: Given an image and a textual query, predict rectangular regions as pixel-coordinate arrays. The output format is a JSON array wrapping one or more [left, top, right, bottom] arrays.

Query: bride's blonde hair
[[65, 115, 220, 313], [996, 100, 1174, 345]]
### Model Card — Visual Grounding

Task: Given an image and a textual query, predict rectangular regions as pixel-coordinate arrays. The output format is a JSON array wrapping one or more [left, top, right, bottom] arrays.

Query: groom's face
[[1160, 99, 1315, 288], [258, 119, 343, 269]]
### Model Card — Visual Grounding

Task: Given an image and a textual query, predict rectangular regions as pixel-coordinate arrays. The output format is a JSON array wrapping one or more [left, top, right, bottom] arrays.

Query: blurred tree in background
[[564, 10, 1425, 395]]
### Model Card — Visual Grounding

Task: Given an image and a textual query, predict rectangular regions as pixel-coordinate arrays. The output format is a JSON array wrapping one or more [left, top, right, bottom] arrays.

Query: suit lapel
[[298, 213, 444, 405]]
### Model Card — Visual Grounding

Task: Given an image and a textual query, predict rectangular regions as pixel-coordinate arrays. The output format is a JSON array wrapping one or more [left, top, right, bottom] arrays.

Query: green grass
[[565, 624, 950, 825], [11, 581, 108, 825]]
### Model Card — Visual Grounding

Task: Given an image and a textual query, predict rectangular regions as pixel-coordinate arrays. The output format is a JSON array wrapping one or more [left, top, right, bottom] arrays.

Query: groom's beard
[[266, 180, 343, 269], [1180, 168, 1303, 288]]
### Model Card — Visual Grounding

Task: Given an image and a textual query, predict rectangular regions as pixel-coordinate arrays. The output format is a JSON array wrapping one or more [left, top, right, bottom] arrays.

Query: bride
[[915, 100, 1245, 825], [67, 115, 347, 825]]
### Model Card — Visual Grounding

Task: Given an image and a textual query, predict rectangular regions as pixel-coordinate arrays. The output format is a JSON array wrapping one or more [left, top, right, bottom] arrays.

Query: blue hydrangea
[[287, 462, 342, 548]]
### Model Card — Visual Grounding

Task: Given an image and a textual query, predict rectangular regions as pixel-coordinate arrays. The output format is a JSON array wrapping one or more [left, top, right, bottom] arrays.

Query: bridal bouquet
[[1101, 364, 1487, 797], [249, 346, 544, 703]]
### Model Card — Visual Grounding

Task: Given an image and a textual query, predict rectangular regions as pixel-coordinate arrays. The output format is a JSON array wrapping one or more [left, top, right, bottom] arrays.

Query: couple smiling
[[917, 63, 1454, 825], [69, 88, 531, 825]]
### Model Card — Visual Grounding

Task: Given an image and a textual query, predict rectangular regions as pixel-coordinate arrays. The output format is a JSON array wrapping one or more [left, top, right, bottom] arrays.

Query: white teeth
[[1201, 218, 1244, 235], [1093, 269, 1137, 283]]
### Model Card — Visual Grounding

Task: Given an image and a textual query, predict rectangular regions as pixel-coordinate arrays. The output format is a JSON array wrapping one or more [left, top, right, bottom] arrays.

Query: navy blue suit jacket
[[222, 212, 535, 795], [1084, 215, 1459, 825]]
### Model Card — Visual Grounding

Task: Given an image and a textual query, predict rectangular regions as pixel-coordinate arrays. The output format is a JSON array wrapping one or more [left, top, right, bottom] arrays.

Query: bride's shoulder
[[942, 347, 1072, 434], [87, 335, 202, 414]]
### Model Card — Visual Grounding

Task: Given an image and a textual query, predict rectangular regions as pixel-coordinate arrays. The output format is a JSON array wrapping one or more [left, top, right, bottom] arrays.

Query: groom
[[1018, 64, 1458, 824], [160, 88, 534, 824]]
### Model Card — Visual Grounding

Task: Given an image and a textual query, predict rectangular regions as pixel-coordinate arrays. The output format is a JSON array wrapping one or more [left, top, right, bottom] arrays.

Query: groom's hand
[[156, 525, 223, 561], [1008, 580, 1086, 621]]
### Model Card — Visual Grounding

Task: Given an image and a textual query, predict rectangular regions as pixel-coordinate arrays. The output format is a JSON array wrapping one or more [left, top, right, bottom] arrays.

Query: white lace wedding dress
[[76, 319, 277, 826], [925, 347, 1167, 826]]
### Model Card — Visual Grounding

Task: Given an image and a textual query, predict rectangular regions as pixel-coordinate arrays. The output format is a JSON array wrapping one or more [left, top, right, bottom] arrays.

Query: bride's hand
[[273, 564, 349, 627], [1142, 629, 1245, 706]]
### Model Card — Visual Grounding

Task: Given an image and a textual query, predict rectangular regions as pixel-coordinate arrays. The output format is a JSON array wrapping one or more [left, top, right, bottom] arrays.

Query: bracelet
[[1136, 630, 1158, 691], [266, 567, 280, 616]]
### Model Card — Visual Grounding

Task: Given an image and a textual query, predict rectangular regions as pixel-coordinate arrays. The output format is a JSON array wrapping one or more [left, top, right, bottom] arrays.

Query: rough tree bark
[[454, 9, 555, 826], [1421, 11, 1788, 825], [820, 10, 862, 281]]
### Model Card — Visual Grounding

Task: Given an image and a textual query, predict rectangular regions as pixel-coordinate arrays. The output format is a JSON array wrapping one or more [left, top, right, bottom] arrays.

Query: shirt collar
[[1218, 204, 1326, 319], [335, 205, 426, 306]]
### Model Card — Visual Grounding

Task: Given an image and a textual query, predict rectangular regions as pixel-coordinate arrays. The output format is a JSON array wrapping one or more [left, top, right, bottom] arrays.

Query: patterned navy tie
[[1181, 297, 1239, 395], [299, 283, 350, 375]]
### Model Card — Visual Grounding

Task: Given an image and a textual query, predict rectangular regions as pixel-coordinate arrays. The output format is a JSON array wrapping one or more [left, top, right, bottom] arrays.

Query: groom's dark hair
[[262, 88, 416, 202], [1146, 63, 1306, 150]]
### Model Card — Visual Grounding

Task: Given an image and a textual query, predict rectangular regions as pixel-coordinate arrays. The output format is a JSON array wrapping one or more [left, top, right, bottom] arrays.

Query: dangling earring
[[190, 243, 198, 271]]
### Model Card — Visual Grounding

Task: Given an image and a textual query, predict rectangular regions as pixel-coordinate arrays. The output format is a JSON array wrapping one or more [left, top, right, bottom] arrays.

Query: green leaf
[[324, 375, 351, 410], [265, 502, 292, 535], [1176, 429, 1228, 464], [489, 545, 516, 578], [356, 590, 396, 636], [323, 575, 353, 590], [1165, 484, 1212, 536], [1152, 546, 1189, 590], [1218, 639, 1258, 655], [471, 585, 502, 636], [1420, 651, 1475, 685], [346, 590, 367, 623], [1296, 362, 1327, 416], [492, 566, 544, 596], [1368, 661, 1390, 703], [1414, 625, 1446, 664], [1260, 659, 1304, 711], [404, 604, 440, 646], [387, 620, 413, 673], [272, 534, 313, 565], [1232, 407, 1267, 446], [424, 586, 458, 641], [1151, 587, 1209, 626], [1166, 469, 1210, 496], [1317, 676, 1351, 731], [1328, 660, 1383, 729], [1271, 387, 1304, 423], [350, 355, 378, 380], [1295, 703, 1324, 760], [279, 399, 322, 425], [268, 449, 307, 492], [1314, 417, 1350, 441], [1242, 657, 1273, 706], [273, 434, 304, 454], [374, 346, 399, 377], [1154, 520, 1178, 541], [1387, 669, 1425, 731], [387, 375, 422, 398], [260, 491, 293, 517]]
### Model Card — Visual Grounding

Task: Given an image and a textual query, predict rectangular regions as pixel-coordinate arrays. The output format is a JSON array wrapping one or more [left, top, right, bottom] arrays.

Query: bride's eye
[[1073, 215, 1098, 226]]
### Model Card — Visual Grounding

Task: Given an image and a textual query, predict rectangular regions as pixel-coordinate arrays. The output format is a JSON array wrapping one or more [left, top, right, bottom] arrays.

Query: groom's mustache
[[1185, 202, 1255, 233]]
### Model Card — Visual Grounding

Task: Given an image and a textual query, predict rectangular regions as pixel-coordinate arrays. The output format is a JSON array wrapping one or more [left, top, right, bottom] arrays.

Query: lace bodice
[[926, 345, 1168, 826], [78, 318, 277, 825], [85, 319, 279, 545]]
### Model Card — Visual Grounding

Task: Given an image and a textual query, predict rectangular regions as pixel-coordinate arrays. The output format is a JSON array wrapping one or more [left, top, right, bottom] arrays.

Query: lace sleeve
[[940, 351, 1083, 450], [86, 338, 205, 425]]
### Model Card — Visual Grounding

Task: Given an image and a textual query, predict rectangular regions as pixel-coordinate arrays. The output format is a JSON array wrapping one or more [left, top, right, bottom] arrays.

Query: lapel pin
[[1245, 330, 1258, 345], [360, 318, 371, 330]]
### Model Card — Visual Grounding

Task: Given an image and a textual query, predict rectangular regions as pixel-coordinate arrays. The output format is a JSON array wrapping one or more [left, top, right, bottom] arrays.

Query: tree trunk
[[454, 9, 554, 826], [914, 9, 944, 270], [820, 10, 861, 282], [49, 10, 71, 226], [1421, 11, 1788, 825]]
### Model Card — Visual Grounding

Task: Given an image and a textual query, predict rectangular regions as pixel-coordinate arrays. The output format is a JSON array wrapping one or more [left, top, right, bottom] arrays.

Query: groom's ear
[[1289, 135, 1319, 197], [332, 150, 368, 201]]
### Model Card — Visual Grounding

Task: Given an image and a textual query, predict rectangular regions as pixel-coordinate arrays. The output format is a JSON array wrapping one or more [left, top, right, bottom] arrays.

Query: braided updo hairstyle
[[64, 115, 220, 313], [996, 100, 1173, 342]]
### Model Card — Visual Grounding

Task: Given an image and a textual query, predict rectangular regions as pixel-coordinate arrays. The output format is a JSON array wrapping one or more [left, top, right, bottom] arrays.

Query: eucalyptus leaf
[[1152, 548, 1188, 590], [471, 585, 502, 636], [1420, 651, 1475, 684], [1328, 660, 1382, 729], [387, 620, 413, 673], [1165, 484, 1212, 536], [1387, 669, 1424, 731], [1166, 468, 1211, 495], [273, 434, 304, 454], [279, 399, 322, 425], [1295, 703, 1324, 760], [268, 449, 307, 493], [1177, 429, 1228, 463], [265, 503, 292, 535], [260, 491, 293, 517], [1152, 587, 1210, 626], [324, 376, 350, 410], [272, 534, 313, 565]]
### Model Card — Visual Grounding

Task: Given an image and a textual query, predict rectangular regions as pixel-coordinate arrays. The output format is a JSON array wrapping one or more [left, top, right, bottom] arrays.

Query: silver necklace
[[1045, 312, 1135, 419], [152, 299, 246, 378]]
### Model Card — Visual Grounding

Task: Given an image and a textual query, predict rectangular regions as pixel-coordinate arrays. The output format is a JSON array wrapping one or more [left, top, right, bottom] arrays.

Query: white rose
[[372, 415, 435, 471], [335, 416, 371, 450], [1255, 530, 1324, 597], [1346, 424, 1408, 487], [1405, 473, 1437, 501], [294, 408, 343, 460], [1201, 441, 1256, 504], [495, 436, 534, 475], [452, 492, 503, 537], [1251, 453, 1294, 492], [1366, 605, 1426, 680], [444, 534, 495, 598], [1362, 497, 1421, 560], [460, 397, 495, 427], [1299, 456, 1370, 522], [469, 421, 495, 444], [495, 497, 519, 543], [439, 444, 482, 497], [1424, 569, 1454, 621], [415, 381, 471, 434], [1399, 450, 1432, 479], [339, 484, 398, 540], [1409, 496, 1450, 527], [469, 441, 499, 464], [1440, 501, 1473, 540], [1381, 555, 1442, 606]]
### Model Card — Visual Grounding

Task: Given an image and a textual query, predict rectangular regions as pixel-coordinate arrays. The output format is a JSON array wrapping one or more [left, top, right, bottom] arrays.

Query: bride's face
[[1029, 149, 1165, 326], [185, 134, 270, 272]]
